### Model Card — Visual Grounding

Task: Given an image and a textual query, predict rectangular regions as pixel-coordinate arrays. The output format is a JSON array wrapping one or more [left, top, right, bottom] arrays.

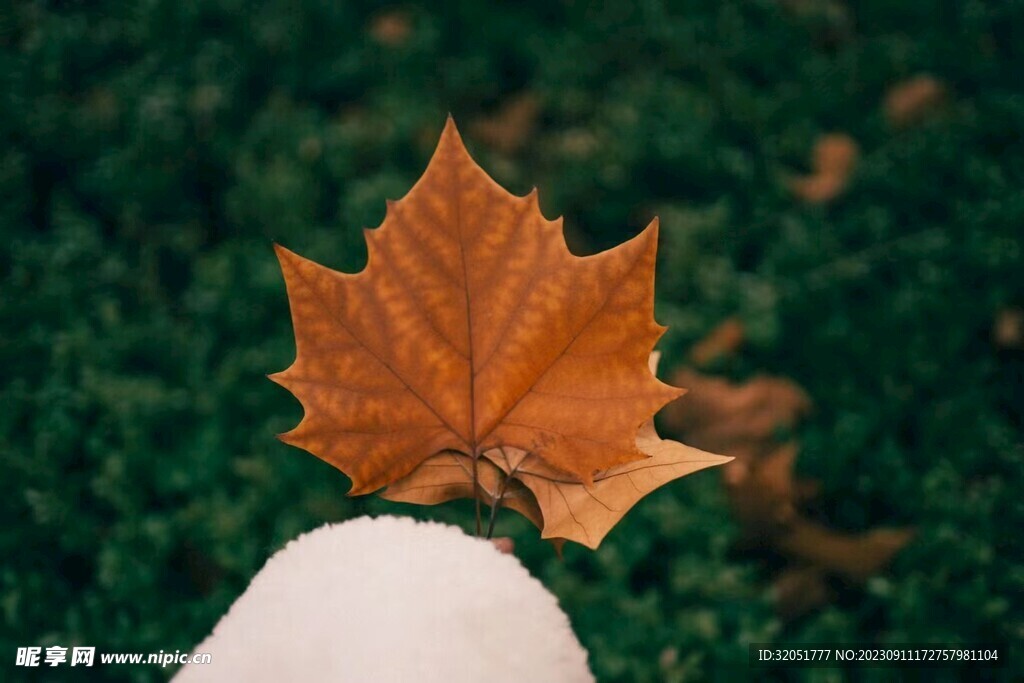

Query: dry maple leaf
[[383, 354, 732, 549], [272, 117, 682, 494]]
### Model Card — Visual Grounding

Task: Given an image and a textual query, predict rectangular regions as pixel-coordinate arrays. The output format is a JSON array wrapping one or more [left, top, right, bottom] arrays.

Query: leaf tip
[[440, 114, 464, 144], [644, 215, 660, 239], [346, 478, 380, 497], [272, 242, 298, 265]]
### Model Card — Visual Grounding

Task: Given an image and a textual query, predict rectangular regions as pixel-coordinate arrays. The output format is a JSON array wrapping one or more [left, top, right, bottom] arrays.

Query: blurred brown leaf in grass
[[883, 74, 948, 129], [470, 93, 542, 155], [664, 320, 913, 618], [687, 317, 745, 367], [663, 370, 811, 460], [369, 10, 412, 47], [788, 133, 859, 203], [780, 0, 854, 48], [994, 306, 1024, 350]]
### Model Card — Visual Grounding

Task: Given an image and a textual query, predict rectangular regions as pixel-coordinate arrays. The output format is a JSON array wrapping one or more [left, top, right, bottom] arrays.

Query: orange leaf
[[272, 118, 681, 493]]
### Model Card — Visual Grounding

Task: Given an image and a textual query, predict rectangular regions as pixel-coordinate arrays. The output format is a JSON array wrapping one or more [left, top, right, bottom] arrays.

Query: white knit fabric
[[174, 516, 594, 683]]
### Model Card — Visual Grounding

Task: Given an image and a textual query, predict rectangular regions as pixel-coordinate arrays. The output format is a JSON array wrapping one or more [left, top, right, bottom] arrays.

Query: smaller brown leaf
[[883, 75, 947, 128], [723, 443, 802, 535], [369, 10, 413, 47], [780, 0, 854, 48], [788, 133, 859, 204], [382, 353, 730, 549], [469, 93, 542, 154], [994, 306, 1024, 350], [482, 421, 730, 549], [662, 369, 812, 456], [778, 520, 915, 583], [688, 318, 745, 367]]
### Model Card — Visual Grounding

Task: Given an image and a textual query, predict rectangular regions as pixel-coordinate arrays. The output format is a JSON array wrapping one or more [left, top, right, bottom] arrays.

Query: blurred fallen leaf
[[664, 335, 912, 617], [663, 369, 812, 456], [788, 133, 859, 203], [469, 93, 542, 154], [778, 522, 915, 583], [369, 10, 412, 47], [780, 0, 854, 48], [994, 306, 1024, 349], [658, 646, 679, 671], [724, 443, 803, 534], [883, 74, 948, 128], [688, 317, 745, 367]]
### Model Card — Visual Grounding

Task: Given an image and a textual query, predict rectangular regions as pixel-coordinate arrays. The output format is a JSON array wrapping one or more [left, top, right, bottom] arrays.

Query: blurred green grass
[[1, 1, 1022, 681]]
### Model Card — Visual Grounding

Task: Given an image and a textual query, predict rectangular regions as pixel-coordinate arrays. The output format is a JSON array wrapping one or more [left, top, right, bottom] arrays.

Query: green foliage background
[[2, 1, 1022, 680]]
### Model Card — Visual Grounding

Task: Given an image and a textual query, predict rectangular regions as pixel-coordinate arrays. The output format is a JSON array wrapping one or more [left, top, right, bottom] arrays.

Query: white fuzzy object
[[174, 515, 594, 683]]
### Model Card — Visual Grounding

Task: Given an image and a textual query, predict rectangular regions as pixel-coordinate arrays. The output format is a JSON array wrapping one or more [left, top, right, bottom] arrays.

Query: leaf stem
[[485, 448, 530, 539], [485, 468, 510, 540], [472, 450, 482, 536]]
